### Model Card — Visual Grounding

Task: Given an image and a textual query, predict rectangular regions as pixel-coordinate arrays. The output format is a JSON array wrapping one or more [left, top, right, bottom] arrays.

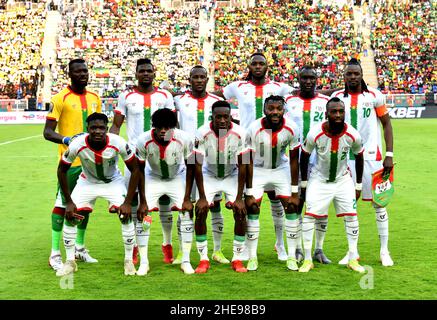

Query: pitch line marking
[[0, 135, 41, 146]]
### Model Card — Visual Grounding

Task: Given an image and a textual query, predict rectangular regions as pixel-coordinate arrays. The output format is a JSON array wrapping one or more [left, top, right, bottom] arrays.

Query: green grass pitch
[[0, 120, 436, 300]]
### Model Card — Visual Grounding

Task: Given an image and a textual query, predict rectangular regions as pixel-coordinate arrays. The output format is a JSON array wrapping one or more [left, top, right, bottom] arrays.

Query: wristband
[[291, 185, 299, 193], [385, 151, 393, 157], [355, 183, 362, 191], [300, 181, 308, 188], [62, 136, 71, 146], [245, 188, 253, 196]]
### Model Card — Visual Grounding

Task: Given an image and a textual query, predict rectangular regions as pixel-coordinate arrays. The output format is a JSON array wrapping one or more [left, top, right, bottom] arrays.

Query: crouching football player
[[56, 112, 145, 277]]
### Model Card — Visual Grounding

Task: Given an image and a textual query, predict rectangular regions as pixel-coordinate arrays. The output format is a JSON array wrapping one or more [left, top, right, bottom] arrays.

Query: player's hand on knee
[[137, 201, 148, 221], [182, 198, 194, 213], [65, 201, 77, 222], [245, 195, 257, 209], [118, 202, 132, 222], [195, 197, 209, 217], [233, 198, 246, 216]]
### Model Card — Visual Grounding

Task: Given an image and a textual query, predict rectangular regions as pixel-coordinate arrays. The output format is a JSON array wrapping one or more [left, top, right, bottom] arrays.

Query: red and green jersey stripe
[[80, 95, 88, 132], [197, 99, 205, 128], [271, 131, 278, 169], [255, 86, 263, 120], [349, 94, 359, 160], [328, 136, 339, 182], [303, 99, 312, 140], [217, 136, 225, 178], [94, 153, 111, 183], [158, 144, 170, 179], [143, 94, 152, 131]]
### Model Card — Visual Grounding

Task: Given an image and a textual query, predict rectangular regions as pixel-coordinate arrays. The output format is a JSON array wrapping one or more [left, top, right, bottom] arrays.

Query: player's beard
[[329, 120, 345, 135]]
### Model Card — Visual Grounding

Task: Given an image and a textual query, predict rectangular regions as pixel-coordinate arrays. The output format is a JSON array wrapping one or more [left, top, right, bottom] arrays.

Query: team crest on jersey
[[126, 144, 132, 155], [316, 106, 324, 112], [156, 103, 163, 108], [243, 92, 248, 95], [363, 102, 373, 108]]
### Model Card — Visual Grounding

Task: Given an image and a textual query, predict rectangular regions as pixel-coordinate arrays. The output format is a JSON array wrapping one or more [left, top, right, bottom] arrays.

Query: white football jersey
[[62, 133, 134, 184], [223, 80, 292, 129], [136, 128, 194, 179], [285, 94, 329, 165], [195, 122, 247, 178], [175, 92, 222, 137], [246, 117, 300, 169], [302, 122, 364, 182], [114, 87, 175, 146], [331, 87, 387, 161], [285, 94, 329, 142]]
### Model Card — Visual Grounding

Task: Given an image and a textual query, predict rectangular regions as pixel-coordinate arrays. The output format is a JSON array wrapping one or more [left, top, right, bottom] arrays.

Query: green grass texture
[[0, 120, 436, 300]]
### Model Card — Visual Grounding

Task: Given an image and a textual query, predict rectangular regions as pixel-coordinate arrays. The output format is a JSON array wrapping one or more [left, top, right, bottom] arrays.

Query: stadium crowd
[[0, 3, 45, 99], [214, 0, 357, 91], [53, 0, 201, 98], [370, 0, 436, 94], [0, 0, 435, 99]]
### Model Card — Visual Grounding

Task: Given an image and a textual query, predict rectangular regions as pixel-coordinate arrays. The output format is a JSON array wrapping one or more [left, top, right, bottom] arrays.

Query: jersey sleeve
[[118, 137, 135, 163], [288, 124, 301, 151], [223, 82, 237, 100], [194, 129, 205, 157], [351, 132, 364, 155], [61, 139, 80, 164], [135, 135, 147, 163], [245, 125, 255, 153], [165, 91, 176, 111], [301, 130, 316, 154], [183, 133, 195, 160], [374, 90, 388, 118], [114, 91, 127, 116], [280, 83, 294, 95], [96, 96, 103, 113], [173, 95, 181, 112], [237, 129, 248, 155], [47, 94, 63, 121]]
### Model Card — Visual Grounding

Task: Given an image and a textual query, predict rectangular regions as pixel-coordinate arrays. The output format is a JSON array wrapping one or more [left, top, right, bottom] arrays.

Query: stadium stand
[[370, 0, 436, 94], [0, 1, 46, 99], [53, 0, 201, 98], [213, 0, 358, 90], [0, 0, 434, 106]]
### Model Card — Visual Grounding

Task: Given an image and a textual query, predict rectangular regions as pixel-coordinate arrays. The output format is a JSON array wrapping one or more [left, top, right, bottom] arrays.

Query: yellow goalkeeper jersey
[[47, 86, 102, 167]]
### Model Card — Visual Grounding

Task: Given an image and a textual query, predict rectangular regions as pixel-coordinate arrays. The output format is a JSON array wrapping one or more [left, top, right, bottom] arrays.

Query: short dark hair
[[68, 58, 86, 72], [152, 108, 177, 129], [298, 64, 316, 75], [189, 65, 207, 77], [249, 52, 267, 61], [136, 58, 153, 71], [264, 95, 285, 108], [211, 100, 231, 113], [326, 97, 345, 109], [86, 112, 108, 124]]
